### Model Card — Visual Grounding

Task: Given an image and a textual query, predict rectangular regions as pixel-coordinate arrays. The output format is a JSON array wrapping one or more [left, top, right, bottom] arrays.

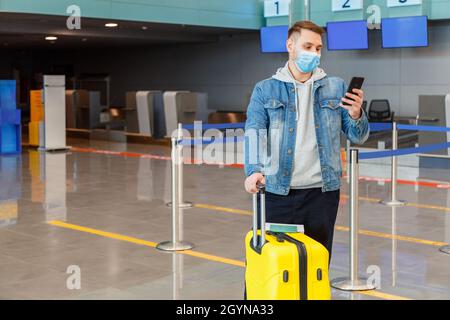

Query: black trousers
[[256, 187, 340, 259]]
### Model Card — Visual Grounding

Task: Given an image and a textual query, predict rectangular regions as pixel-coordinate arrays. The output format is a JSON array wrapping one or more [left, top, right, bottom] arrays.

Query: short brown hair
[[288, 20, 324, 39]]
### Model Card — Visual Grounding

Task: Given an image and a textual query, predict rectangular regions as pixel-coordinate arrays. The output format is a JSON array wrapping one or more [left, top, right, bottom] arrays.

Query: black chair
[[368, 99, 395, 122]]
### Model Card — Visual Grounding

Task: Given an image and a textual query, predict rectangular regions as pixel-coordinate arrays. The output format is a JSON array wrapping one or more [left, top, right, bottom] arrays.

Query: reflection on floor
[[0, 137, 449, 300]]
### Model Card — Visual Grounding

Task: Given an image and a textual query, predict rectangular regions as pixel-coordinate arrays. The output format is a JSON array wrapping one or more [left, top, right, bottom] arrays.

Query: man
[[244, 21, 369, 259]]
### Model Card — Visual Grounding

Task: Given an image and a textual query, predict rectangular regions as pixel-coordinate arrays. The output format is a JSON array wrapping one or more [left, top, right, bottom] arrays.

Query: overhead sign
[[332, 0, 363, 12], [387, 0, 422, 7], [264, 0, 290, 18]]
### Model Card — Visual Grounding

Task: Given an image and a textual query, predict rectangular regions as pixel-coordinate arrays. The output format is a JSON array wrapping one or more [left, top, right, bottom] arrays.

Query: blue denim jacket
[[244, 75, 370, 195]]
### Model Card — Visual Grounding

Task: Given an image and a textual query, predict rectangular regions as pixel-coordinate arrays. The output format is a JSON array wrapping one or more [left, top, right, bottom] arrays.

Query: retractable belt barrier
[[397, 124, 450, 132], [178, 136, 244, 146], [178, 122, 395, 146], [369, 122, 393, 132], [163, 121, 450, 261], [360, 141, 450, 160], [182, 122, 245, 130], [181, 122, 395, 132]]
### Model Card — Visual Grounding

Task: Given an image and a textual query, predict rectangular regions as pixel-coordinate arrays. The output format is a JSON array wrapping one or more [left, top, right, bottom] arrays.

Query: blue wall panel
[[0, 81, 21, 155]]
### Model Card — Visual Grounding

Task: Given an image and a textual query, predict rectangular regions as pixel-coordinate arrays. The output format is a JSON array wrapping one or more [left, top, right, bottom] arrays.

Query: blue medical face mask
[[294, 50, 321, 73]]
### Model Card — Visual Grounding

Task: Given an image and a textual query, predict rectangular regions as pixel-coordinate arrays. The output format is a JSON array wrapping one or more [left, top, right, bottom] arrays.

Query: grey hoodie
[[272, 62, 327, 189]]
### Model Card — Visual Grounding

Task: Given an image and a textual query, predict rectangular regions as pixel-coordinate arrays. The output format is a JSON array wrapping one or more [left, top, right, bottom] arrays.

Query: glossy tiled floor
[[0, 137, 449, 300]]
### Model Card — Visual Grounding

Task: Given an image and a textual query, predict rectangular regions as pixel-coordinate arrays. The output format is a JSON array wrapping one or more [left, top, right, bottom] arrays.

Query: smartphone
[[343, 77, 365, 106]]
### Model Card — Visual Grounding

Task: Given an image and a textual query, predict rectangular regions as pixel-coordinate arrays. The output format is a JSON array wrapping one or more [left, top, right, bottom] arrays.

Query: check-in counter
[[65, 90, 88, 129], [125, 92, 139, 133], [207, 111, 246, 124], [76, 91, 102, 130], [66, 89, 103, 130], [40, 75, 67, 151], [125, 91, 165, 138], [163, 91, 208, 138]]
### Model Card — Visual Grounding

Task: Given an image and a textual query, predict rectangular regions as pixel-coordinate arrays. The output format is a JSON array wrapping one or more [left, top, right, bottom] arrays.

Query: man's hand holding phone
[[339, 77, 365, 120], [340, 88, 364, 120]]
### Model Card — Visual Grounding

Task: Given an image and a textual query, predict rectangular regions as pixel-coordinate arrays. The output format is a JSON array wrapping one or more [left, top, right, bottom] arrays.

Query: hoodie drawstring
[[293, 81, 299, 121], [293, 79, 314, 122]]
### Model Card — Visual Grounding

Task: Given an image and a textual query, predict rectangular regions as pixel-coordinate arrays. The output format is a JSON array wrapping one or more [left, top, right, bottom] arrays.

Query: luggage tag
[[265, 223, 304, 233]]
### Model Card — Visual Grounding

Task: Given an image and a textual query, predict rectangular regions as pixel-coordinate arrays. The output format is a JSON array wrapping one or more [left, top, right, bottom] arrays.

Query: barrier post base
[[166, 201, 193, 208], [156, 241, 194, 252], [379, 199, 405, 207], [331, 278, 376, 291], [439, 245, 450, 254]]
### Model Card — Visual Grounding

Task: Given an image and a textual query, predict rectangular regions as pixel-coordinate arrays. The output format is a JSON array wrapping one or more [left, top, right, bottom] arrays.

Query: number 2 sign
[[332, 0, 363, 12]]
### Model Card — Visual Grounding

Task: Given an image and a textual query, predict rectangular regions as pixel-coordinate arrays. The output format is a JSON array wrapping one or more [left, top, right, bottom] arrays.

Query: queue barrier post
[[167, 123, 193, 208], [331, 149, 376, 291], [380, 122, 405, 207], [157, 134, 194, 252]]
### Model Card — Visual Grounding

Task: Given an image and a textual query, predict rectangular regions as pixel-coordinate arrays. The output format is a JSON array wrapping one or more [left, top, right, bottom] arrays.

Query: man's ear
[[286, 38, 294, 56]]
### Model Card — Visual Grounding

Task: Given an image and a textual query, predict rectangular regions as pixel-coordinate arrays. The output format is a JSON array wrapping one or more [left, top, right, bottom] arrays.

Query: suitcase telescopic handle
[[252, 183, 266, 249]]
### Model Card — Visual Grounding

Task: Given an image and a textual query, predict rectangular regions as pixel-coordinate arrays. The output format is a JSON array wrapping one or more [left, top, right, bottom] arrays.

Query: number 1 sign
[[264, 0, 290, 18]]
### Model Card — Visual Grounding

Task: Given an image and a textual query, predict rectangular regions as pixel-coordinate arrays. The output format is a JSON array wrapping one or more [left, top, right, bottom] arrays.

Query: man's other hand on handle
[[244, 173, 266, 194]]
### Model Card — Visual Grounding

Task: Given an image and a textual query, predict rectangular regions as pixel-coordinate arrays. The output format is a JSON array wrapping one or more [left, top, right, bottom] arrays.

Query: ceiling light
[[45, 36, 58, 41], [105, 23, 118, 28]]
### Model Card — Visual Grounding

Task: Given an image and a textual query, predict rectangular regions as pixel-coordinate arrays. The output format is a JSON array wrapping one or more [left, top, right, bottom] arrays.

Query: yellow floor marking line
[[48, 220, 159, 247], [343, 195, 380, 203], [194, 204, 449, 247], [404, 202, 450, 212], [194, 203, 253, 216], [183, 250, 245, 267], [333, 226, 447, 247], [186, 195, 450, 214], [356, 290, 410, 300], [341, 194, 450, 212], [48, 220, 244, 267], [48, 220, 408, 300], [194, 204, 252, 215]]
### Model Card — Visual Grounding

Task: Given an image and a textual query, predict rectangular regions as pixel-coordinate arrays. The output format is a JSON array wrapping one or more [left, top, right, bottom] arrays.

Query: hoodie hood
[[272, 61, 327, 121]]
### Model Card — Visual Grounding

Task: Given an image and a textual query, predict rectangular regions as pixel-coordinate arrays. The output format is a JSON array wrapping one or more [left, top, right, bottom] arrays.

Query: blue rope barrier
[[397, 124, 450, 132], [181, 122, 450, 134], [178, 136, 245, 146], [183, 122, 390, 132], [177, 122, 450, 153], [359, 141, 450, 160], [369, 122, 393, 132], [182, 122, 245, 130]]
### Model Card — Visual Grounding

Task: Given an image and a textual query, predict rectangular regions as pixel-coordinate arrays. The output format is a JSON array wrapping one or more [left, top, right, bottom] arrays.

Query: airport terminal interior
[[0, 0, 449, 300]]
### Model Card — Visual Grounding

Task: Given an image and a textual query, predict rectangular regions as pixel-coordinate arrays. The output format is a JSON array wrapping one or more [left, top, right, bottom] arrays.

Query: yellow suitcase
[[245, 185, 331, 300]]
